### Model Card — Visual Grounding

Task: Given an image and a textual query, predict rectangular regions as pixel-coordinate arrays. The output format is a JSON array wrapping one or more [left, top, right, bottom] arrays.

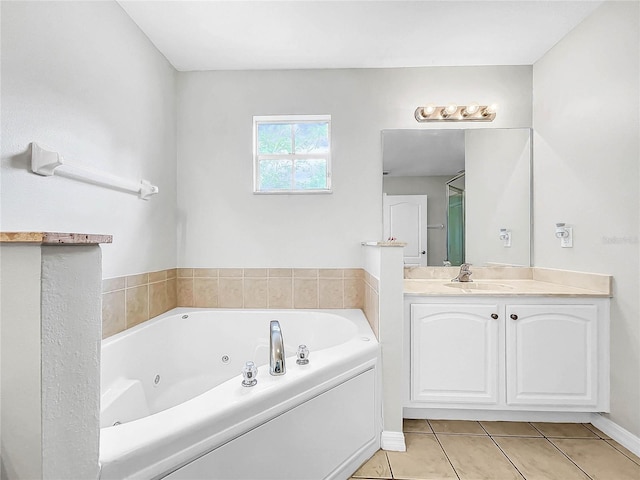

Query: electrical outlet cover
[[561, 227, 573, 248]]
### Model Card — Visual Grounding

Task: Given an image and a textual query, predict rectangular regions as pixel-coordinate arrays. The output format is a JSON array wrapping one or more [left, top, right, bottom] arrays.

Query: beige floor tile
[[438, 434, 523, 480], [352, 450, 392, 479], [582, 423, 611, 439], [386, 433, 457, 480], [429, 419, 486, 435], [480, 421, 541, 437], [494, 437, 589, 480], [532, 422, 599, 438], [403, 419, 433, 433], [551, 438, 640, 480], [605, 439, 640, 466]]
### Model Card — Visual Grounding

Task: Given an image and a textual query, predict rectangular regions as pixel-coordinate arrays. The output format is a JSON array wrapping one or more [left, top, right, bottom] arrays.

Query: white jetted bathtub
[[99, 308, 380, 479]]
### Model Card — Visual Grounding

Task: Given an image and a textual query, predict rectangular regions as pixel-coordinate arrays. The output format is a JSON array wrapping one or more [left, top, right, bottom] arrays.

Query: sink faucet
[[269, 320, 286, 376], [452, 263, 473, 282]]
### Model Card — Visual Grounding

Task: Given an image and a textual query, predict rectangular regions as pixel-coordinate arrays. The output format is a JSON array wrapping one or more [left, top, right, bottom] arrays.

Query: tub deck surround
[[404, 267, 612, 297], [99, 308, 380, 479], [0, 231, 113, 244]]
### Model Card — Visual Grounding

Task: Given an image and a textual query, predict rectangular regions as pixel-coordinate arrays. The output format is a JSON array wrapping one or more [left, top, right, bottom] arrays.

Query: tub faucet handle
[[296, 344, 310, 365], [241, 361, 258, 387]]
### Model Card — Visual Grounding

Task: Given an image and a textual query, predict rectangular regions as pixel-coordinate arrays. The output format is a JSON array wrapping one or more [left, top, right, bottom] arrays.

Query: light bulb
[[422, 104, 436, 116], [442, 104, 457, 118], [483, 103, 498, 116], [463, 103, 480, 116]]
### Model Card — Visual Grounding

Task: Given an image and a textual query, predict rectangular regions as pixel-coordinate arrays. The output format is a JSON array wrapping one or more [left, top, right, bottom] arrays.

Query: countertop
[[404, 278, 611, 297]]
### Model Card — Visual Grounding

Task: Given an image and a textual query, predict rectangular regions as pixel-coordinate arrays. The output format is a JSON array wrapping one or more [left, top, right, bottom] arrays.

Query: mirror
[[382, 128, 531, 267]]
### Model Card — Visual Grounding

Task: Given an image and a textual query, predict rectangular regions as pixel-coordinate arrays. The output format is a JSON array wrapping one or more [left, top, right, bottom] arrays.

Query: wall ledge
[[361, 241, 407, 247], [0, 232, 112, 245]]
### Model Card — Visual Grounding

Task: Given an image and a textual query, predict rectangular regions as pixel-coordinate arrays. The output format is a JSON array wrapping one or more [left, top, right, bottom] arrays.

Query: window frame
[[253, 114, 332, 194]]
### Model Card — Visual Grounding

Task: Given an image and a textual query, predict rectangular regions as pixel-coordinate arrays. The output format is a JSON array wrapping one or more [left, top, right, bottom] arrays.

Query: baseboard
[[591, 413, 640, 457], [381, 431, 406, 452], [403, 408, 594, 423], [327, 436, 380, 480]]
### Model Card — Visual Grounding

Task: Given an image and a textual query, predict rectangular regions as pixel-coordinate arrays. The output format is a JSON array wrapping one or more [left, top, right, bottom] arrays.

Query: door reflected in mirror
[[382, 128, 531, 267]]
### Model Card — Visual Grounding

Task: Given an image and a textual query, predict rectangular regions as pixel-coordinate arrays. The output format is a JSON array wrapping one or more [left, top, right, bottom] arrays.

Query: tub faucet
[[269, 320, 286, 376], [452, 263, 473, 282]]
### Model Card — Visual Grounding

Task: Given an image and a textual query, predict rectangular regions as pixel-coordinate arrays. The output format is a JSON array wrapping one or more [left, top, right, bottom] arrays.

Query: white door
[[411, 303, 501, 404], [505, 304, 599, 406], [383, 194, 428, 266]]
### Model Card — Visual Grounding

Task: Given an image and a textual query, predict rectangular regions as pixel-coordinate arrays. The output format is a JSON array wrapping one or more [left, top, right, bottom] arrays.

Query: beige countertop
[[403, 266, 613, 297], [404, 278, 611, 297]]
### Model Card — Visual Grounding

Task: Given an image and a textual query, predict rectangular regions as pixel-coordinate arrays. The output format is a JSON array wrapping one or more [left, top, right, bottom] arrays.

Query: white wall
[[177, 66, 532, 267], [0, 1, 177, 278], [533, 1, 640, 436], [0, 244, 102, 480], [466, 128, 531, 266], [40, 246, 102, 479], [0, 245, 43, 480]]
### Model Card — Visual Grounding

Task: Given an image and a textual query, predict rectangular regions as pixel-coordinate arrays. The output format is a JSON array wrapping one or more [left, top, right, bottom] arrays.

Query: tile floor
[[351, 420, 640, 480]]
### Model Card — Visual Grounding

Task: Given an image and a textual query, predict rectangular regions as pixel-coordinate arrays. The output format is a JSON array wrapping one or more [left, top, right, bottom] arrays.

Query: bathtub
[[99, 308, 380, 479]]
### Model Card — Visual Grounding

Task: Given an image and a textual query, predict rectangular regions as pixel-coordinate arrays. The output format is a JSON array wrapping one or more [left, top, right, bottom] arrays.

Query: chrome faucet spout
[[452, 263, 473, 283], [269, 320, 286, 376]]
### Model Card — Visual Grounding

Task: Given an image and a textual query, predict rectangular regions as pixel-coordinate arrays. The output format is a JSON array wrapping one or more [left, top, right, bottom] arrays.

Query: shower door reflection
[[446, 172, 465, 266]]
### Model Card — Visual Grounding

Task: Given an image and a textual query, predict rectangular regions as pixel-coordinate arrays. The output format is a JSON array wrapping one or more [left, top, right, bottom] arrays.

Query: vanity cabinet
[[407, 297, 609, 412]]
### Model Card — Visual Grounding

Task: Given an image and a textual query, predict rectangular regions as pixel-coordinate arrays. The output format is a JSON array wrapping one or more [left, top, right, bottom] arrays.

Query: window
[[253, 115, 331, 193]]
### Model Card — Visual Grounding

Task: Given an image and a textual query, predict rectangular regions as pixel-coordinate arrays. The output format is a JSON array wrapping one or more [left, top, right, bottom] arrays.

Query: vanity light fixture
[[415, 103, 497, 122]]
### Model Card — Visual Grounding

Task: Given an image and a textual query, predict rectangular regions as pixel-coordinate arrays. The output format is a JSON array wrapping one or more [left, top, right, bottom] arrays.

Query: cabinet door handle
[[491, 313, 499, 319], [510, 314, 518, 320]]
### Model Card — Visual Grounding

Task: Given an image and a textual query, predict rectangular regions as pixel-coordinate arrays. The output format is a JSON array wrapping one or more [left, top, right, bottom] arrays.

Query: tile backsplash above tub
[[102, 269, 177, 339], [177, 268, 365, 309], [102, 268, 367, 339]]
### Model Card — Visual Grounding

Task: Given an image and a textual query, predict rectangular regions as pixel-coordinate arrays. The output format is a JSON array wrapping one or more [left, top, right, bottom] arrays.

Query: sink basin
[[444, 282, 515, 292]]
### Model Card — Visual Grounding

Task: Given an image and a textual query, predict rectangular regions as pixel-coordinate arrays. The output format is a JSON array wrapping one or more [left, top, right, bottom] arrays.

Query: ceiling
[[119, 0, 603, 72]]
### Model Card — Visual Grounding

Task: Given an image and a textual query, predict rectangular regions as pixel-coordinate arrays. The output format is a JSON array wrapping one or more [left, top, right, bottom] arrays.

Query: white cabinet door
[[383, 194, 428, 266], [411, 303, 501, 404], [505, 304, 599, 407]]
